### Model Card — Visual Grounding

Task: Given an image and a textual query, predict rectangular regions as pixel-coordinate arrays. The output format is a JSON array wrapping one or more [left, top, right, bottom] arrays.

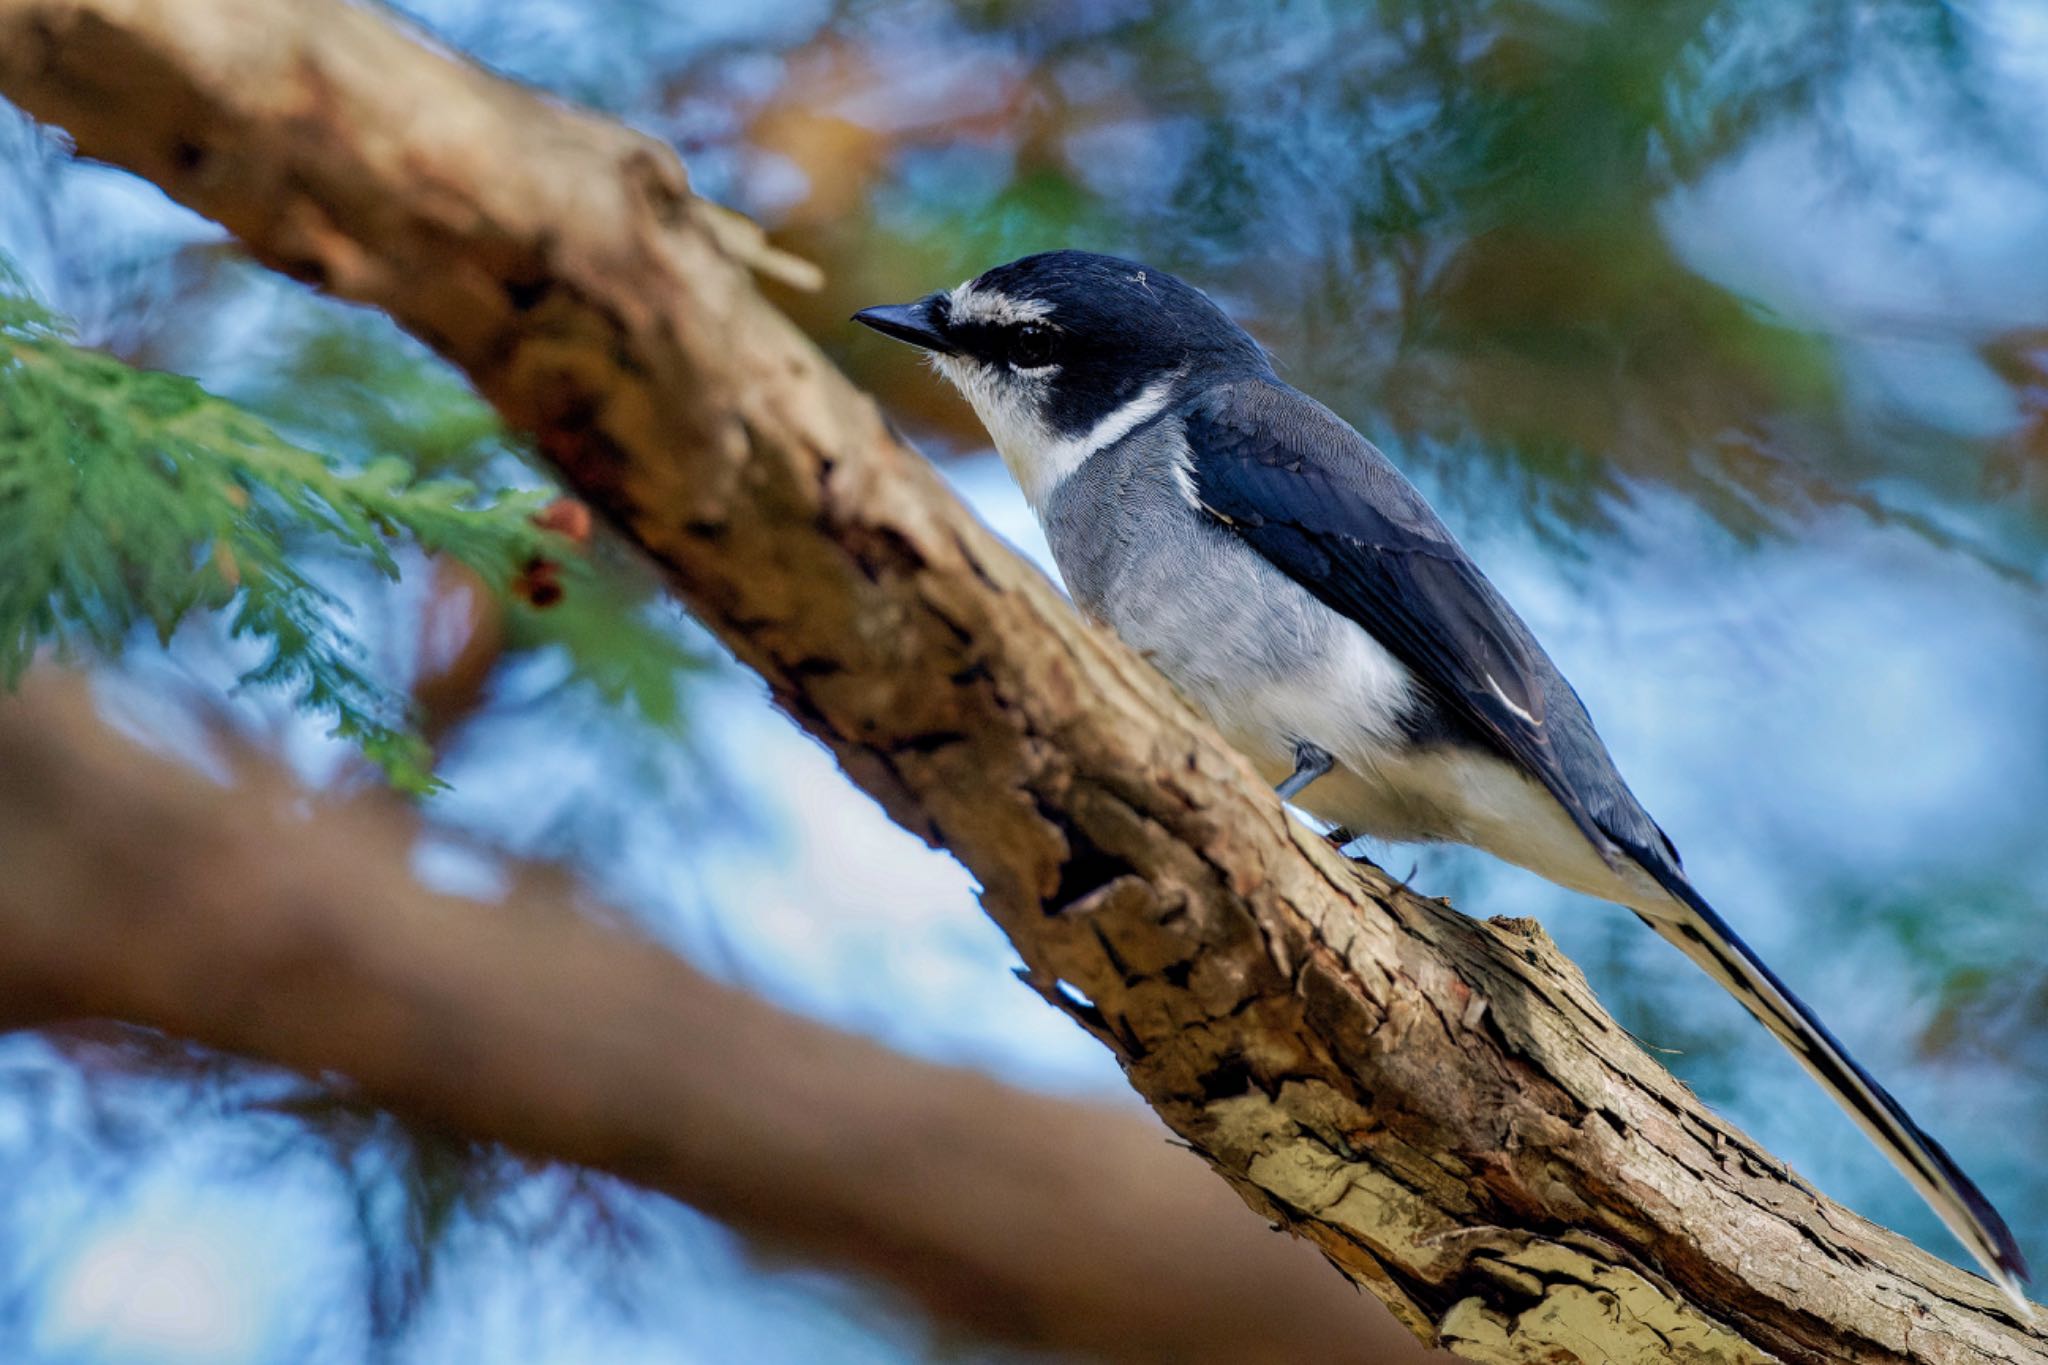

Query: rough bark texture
[[0, 1, 2038, 1359], [0, 680, 1439, 1365]]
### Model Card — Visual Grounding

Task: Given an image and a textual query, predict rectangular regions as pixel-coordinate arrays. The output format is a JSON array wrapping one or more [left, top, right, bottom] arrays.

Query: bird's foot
[[1275, 740, 1334, 802]]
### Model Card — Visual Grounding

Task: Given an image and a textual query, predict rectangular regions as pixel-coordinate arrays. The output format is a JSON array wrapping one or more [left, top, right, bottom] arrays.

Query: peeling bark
[[0, 1, 2038, 1359], [0, 680, 1439, 1365]]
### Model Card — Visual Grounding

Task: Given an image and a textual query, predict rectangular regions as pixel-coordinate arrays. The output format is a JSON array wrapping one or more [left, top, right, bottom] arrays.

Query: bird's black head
[[855, 251, 1271, 505]]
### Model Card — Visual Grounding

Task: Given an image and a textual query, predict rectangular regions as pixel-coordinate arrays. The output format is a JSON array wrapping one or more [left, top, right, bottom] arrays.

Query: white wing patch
[[1484, 673, 1538, 724], [1168, 442, 1202, 510]]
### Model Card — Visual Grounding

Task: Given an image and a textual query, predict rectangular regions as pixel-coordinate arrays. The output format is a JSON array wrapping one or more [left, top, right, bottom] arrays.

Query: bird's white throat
[[934, 355, 1182, 515]]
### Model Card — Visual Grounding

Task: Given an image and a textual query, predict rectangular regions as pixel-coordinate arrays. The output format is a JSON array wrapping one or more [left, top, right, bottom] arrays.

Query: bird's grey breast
[[1032, 405, 1609, 860], [1045, 420, 1295, 682], [1039, 416, 1417, 760]]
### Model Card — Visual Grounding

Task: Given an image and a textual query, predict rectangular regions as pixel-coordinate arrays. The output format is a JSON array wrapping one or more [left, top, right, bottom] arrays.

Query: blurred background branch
[[0, 676, 1438, 1365]]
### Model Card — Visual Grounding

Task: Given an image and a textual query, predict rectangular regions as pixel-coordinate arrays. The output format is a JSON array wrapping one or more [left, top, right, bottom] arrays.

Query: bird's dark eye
[[1010, 323, 1056, 369]]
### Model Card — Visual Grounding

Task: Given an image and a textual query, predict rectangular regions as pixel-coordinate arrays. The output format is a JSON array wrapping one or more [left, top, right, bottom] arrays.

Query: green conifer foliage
[[0, 261, 559, 792]]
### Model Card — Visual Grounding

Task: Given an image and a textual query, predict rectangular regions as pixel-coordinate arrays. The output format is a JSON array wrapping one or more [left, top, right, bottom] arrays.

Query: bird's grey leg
[[1275, 740, 1334, 801]]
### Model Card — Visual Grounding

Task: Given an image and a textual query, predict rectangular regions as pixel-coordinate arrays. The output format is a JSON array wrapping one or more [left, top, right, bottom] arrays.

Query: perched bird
[[855, 249, 2030, 1305]]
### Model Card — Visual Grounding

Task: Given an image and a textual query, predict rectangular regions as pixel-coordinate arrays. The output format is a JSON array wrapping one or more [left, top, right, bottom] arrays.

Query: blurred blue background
[[3, 0, 2047, 1359]]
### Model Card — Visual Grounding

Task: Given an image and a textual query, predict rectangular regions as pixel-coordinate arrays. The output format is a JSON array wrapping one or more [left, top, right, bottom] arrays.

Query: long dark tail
[[1633, 870, 2031, 1312]]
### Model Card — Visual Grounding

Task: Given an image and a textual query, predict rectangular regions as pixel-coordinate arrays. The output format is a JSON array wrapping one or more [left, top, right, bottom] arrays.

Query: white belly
[[1221, 701, 1670, 915]]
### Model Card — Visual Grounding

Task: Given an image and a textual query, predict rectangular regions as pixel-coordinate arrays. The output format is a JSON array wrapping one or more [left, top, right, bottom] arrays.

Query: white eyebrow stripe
[[949, 283, 1054, 326], [1018, 371, 1182, 513]]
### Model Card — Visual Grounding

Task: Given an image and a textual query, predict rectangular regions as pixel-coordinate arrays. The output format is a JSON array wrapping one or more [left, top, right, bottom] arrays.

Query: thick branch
[[0, 680, 1437, 1365], [0, 2, 2035, 1359]]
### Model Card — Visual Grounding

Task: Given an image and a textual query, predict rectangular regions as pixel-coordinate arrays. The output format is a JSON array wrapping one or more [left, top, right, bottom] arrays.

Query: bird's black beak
[[851, 294, 955, 354]]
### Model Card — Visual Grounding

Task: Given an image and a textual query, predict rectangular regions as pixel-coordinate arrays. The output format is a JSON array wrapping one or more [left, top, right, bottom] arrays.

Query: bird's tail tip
[[1990, 1260, 2037, 1327], [1629, 869, 2037, 1326]]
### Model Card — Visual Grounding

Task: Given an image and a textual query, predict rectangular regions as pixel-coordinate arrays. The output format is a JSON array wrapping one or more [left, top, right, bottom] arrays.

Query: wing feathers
[[1180, 375, 2029, 1303], [1185, 383, 1615, 861]]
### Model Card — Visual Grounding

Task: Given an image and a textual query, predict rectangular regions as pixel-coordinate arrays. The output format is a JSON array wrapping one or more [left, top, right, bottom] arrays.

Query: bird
[[854, 249, 2031, 1309]]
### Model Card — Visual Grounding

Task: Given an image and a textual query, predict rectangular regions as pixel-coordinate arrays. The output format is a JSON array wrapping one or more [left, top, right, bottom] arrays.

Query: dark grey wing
[[1184, 383, 2035, 1295], [1183, 378, 1627, 864]]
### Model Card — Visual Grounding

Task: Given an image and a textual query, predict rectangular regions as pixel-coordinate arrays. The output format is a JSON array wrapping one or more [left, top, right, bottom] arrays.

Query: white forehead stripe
[[948, 282, 1054, 326], [1011, 373, 1181, 513]]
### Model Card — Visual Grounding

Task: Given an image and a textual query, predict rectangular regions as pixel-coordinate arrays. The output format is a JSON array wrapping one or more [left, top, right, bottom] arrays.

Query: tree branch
[[0, 679, 1440, 1365], [0, 1, 2035, 1358]]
